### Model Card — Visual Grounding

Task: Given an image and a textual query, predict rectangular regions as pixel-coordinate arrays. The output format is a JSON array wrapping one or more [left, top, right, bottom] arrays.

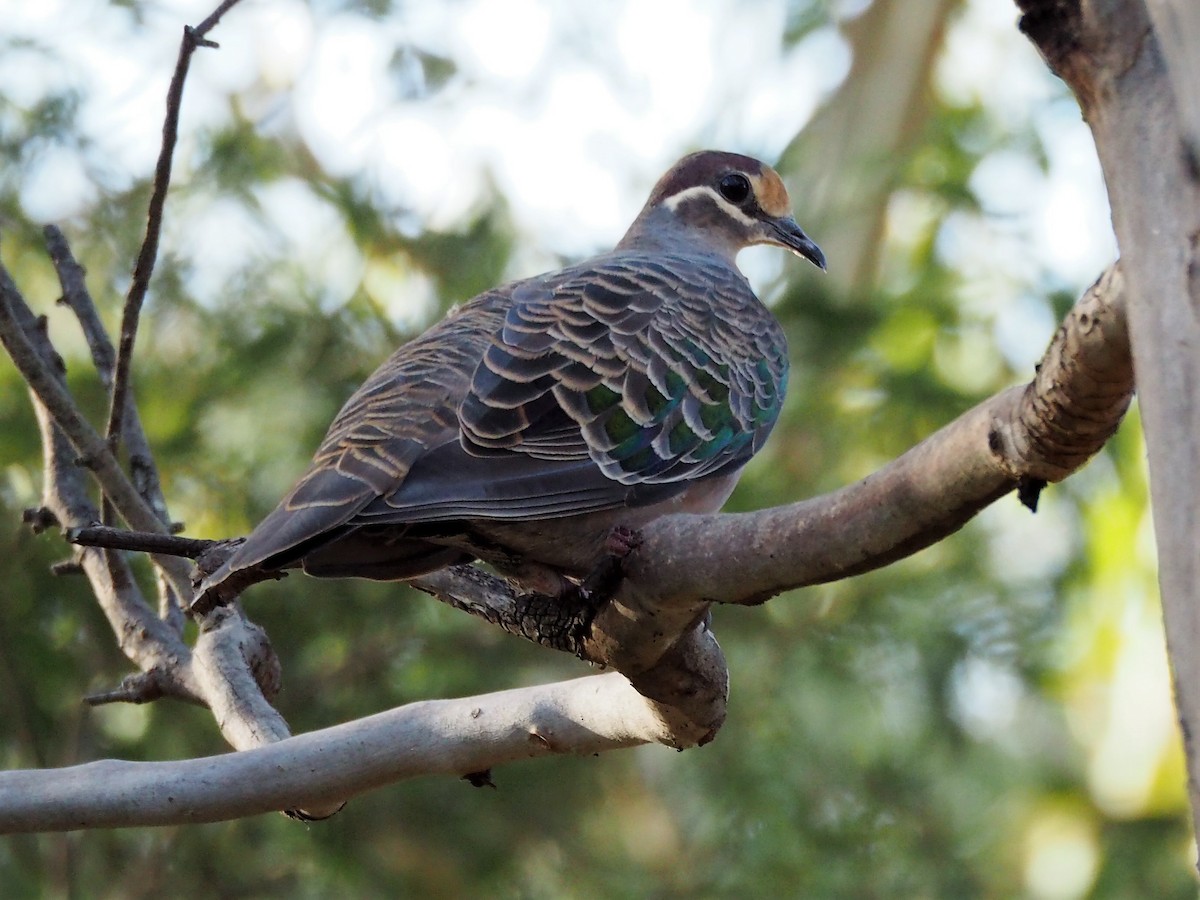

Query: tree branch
[[0, 673, 675, 832], [609, 265, 1131, 607], [60, 264, 1134, 762], [0, 244, 1133, 829], [8, 290, 201, 700], [46, 225, 186, 629], [564, 264, 1132, 747], [0, 0, 1144, 831], [65, 525, 214, 558], [104, 0, 245, 461], [0, 261, 176, 543]]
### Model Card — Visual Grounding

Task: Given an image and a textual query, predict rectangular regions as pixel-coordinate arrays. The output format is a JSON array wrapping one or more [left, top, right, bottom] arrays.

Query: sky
[[2, 0, 1114, 282]]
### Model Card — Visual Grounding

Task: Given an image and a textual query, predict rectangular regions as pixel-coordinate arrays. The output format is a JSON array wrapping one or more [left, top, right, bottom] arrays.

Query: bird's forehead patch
[[752, 168, 791, 218]]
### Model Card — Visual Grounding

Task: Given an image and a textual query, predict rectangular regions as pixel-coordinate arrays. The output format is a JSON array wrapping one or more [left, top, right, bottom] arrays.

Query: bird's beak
[[770, 217, 826, 271]]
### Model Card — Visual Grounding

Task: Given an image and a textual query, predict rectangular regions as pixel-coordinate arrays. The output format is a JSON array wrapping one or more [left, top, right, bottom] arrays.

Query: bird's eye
[[718, 173, 752, 204]]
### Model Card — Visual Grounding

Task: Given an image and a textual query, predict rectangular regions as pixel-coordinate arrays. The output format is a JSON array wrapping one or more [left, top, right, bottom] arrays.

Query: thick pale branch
[[0, 672, 673, 832], [616, 265, 1131, 609]]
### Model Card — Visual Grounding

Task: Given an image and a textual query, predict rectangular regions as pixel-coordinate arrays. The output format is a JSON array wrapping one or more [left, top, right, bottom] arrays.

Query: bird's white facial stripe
[[662, 185, 758, 228]]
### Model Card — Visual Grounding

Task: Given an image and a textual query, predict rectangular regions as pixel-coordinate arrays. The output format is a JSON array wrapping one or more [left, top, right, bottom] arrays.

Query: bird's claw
[[604, 525, 643, 560], [577, 525, 644, 606]]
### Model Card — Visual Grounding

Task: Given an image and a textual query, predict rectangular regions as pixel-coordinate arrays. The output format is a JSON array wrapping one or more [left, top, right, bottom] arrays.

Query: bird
[[195, 150, 824, 609]]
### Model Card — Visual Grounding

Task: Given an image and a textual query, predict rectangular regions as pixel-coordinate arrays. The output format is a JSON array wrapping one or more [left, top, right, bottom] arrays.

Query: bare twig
[[44, 226, 112, 375], [45, 225, 185, 628], [9, 297, 202, 699], [103, 0, 246, 464], [66, 526, 214, 559], [85, 669, 198, 707], [0, 264, 176, 549]]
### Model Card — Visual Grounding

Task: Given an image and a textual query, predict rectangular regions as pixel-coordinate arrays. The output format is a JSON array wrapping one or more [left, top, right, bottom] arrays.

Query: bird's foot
[[577, 525, 643, 606], [463, 526, 641, 656], [605, 524, 643, 559]]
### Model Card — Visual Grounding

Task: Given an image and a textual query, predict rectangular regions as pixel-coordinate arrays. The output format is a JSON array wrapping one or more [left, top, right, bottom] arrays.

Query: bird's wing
[[358, 253, 789, 523], [210, 253, 788, 581], [209, 290, 509, 577]]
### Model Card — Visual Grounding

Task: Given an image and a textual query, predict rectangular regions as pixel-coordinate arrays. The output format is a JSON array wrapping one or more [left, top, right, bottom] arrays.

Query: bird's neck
[[615, 205, 741, 264]]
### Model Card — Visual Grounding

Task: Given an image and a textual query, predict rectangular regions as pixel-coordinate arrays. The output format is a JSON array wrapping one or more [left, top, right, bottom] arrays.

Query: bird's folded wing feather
[[457, 254, 788, 483], [214, 253, 787, 579]]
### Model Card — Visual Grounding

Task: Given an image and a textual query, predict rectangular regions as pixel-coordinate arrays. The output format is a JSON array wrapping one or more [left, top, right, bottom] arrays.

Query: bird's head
[[620, 150, 826, 270]]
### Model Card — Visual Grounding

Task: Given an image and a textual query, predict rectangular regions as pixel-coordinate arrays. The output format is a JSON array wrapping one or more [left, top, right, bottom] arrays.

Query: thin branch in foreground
[[44, 225, 113, 378], [16, 316, 199, 699], [0, 262, 167, 538]]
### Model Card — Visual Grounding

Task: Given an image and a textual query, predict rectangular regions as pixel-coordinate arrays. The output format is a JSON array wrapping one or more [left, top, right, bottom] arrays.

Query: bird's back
[[201, 248, 785, 593]]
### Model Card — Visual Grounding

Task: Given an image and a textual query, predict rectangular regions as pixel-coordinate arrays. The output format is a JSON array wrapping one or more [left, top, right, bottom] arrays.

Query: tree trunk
[[1019, 0, 1200, 840]]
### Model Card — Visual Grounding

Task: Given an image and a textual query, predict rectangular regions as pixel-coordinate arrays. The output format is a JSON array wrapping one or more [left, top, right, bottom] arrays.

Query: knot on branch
[[196, 606, 283, 703], [990, 264, 1132, 483]]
